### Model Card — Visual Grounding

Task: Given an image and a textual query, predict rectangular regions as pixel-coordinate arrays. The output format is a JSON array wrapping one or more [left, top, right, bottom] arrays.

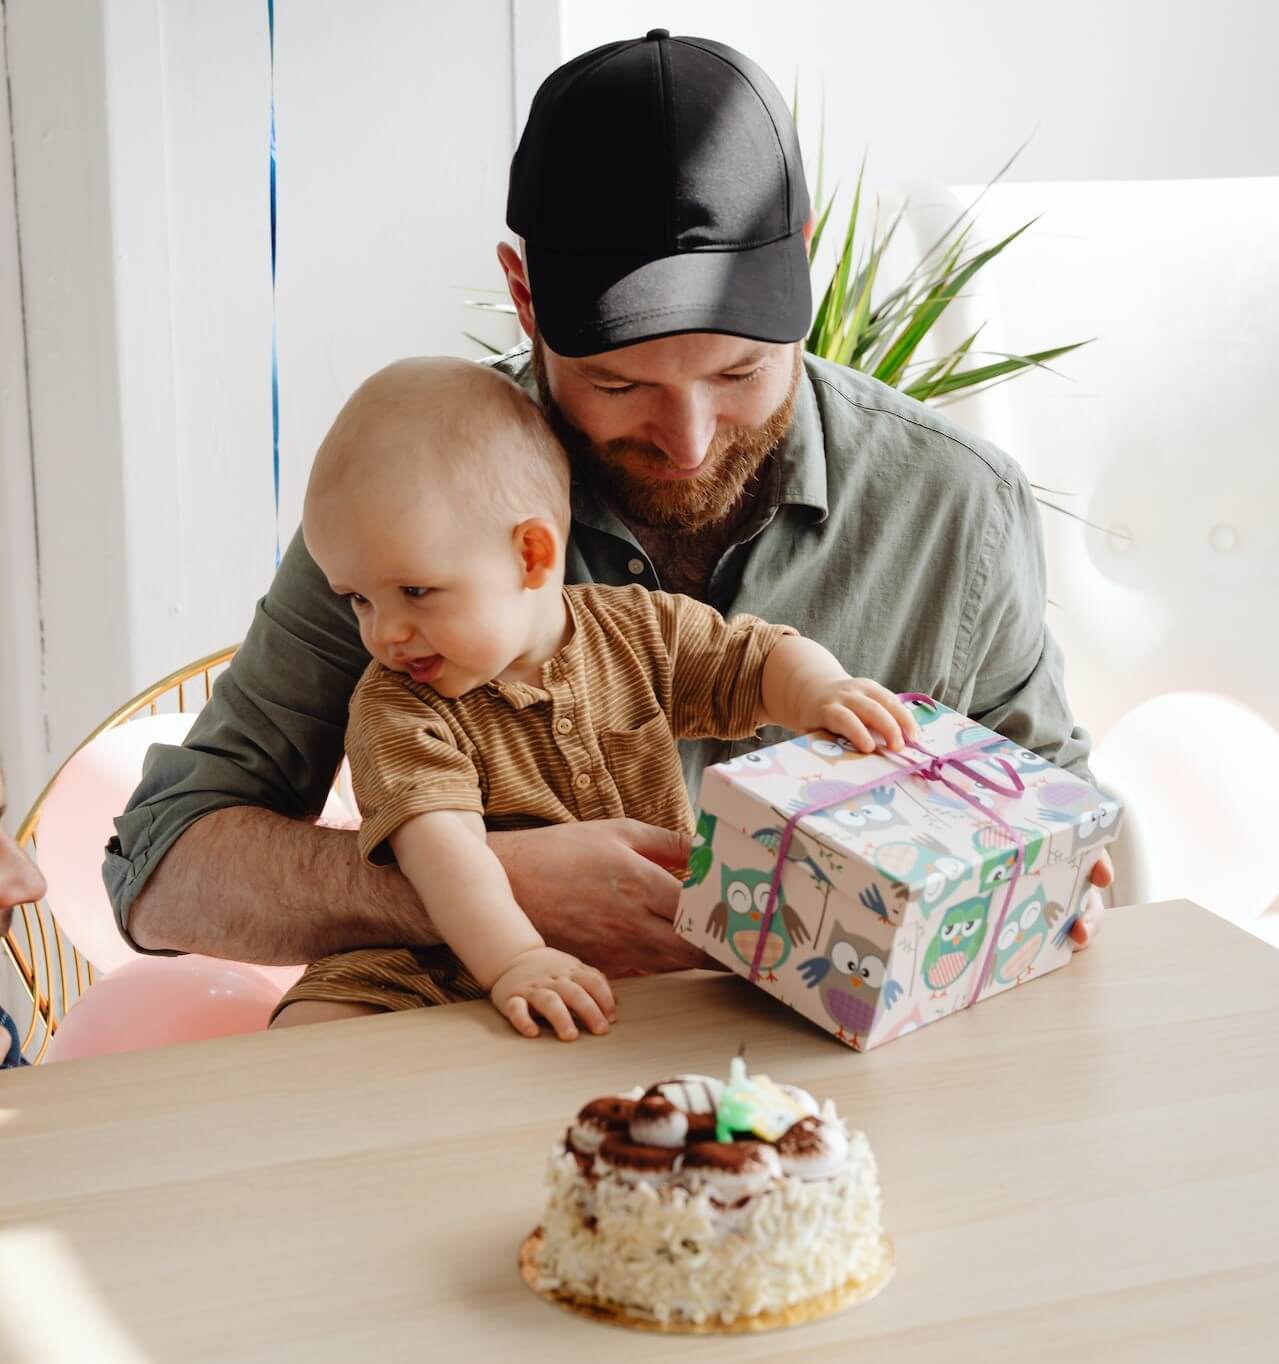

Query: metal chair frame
[[1, 646, 237, 1063]]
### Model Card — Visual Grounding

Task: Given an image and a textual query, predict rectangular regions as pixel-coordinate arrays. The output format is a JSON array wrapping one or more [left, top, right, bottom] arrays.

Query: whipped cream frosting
[[537, 1071, 884, 1325]]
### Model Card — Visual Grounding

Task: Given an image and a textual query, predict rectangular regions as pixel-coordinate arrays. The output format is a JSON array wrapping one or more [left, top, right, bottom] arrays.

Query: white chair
[[883, 177, 1279, 936]]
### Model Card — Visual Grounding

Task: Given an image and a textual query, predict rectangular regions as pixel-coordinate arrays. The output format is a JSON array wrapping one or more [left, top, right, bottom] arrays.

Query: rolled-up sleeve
[[103, 529, 371, 953], [947, 467, 1094, 782]]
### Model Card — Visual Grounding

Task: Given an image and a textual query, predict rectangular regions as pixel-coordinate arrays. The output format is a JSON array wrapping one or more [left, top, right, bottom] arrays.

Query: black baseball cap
[[507, 30, 812, 358]]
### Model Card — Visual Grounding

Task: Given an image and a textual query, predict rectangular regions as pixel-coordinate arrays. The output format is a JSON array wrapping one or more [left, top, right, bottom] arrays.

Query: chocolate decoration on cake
[[569, 1096, 638, 1155], [629, 1095, 689, 1148], [776, 1116, 849, 1181], [682, 1141, 779, 1174], [578, 1096, 637, 1127], [685, 1112, 718, 1142], [596, 1136, 682, 1182], [644, 1074, 723, 1115], [681, 1140, 783, 1199]]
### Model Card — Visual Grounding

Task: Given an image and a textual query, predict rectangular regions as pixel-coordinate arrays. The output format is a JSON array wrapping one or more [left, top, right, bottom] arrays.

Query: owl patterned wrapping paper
[[674, 696, 1123, 1051]]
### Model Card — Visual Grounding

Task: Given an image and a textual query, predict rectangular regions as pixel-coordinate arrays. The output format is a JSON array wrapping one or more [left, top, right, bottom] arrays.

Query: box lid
[[697, 699, 1121, 912]]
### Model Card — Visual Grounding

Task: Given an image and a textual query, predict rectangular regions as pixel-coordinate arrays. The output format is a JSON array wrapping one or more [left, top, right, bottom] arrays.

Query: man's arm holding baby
[[387, 809, 615, 1039], [119, 532, 700, 971]]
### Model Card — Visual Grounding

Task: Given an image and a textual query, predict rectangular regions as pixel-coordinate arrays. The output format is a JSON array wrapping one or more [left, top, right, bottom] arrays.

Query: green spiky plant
[[799, 102, 1087, 406], [466, 111, 1095, 526]]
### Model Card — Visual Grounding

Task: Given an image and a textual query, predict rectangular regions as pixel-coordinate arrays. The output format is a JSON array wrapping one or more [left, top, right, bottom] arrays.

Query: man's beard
[[531, 339, 801, 532]]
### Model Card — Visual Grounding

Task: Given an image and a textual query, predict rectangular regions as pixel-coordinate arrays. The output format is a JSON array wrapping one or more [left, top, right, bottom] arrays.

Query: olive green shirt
[[105, 346, 1093, 949]]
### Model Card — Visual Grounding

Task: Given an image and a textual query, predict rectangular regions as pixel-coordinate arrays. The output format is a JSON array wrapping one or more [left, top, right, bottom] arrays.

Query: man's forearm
[[126, 806, 440, 962]]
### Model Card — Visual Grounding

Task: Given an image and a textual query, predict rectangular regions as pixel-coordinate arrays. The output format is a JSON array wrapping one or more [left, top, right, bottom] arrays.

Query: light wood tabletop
[[1, 899, 1277, 1363]]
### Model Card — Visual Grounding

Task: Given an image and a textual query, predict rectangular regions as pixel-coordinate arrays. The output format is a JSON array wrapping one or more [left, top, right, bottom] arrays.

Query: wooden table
[[2, 899, 1277, 1362]]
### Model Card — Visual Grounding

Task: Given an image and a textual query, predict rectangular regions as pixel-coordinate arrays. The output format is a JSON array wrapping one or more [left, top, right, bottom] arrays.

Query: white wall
[[562, 1, 1279, 190], [2, 0, 1274, 821], [1, 0, 522, 819]]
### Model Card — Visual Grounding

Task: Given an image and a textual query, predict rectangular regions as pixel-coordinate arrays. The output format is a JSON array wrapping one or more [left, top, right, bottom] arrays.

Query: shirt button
[[627, 557, 645, 576], [573, 771, 592, 791], [555, 717, 573, 735]]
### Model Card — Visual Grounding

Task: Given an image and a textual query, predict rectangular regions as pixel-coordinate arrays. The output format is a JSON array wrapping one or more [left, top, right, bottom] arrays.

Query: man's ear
[[802, 213, 815, 251], [513, 517, 559, 588], [496, 241, 536, 340]]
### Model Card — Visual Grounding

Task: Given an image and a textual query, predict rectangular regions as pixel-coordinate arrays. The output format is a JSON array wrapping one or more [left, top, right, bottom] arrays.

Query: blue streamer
[[268, 0, 280, 568]]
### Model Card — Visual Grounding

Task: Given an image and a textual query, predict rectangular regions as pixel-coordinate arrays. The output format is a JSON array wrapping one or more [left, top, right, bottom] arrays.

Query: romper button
[[573, 772, 592, 791], [556, 717, 573, 734], [627, 558, 645, 576]]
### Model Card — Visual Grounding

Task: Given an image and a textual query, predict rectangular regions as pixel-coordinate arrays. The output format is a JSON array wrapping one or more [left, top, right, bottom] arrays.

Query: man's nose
[[649, 390, 718, 470]]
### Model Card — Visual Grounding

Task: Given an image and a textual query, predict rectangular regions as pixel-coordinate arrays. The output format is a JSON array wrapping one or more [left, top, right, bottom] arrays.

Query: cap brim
[[525, 232, 812, 358]]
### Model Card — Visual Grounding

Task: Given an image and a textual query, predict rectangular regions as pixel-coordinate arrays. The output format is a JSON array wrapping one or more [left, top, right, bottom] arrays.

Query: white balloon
[[1092, 692, 1279, 924]]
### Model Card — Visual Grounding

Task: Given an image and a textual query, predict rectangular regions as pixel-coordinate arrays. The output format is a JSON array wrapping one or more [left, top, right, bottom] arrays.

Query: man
[[105, 32, 1110, 1012]]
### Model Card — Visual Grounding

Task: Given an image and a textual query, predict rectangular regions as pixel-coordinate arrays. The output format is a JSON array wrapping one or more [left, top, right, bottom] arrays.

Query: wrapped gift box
[[674, 696, 1122, 1051]]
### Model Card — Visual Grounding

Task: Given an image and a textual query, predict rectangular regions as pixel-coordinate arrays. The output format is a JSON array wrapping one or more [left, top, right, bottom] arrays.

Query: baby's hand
[[489, 947, 616, 1041], [802, 678, 921, 753]]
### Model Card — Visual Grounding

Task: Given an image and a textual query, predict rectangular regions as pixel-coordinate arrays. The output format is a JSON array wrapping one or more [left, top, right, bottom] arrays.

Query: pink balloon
[[45, 954, 282, 1062], [35, 714, 359, 989], [251, 963, 306, 991], [36, 713, 196, 974]]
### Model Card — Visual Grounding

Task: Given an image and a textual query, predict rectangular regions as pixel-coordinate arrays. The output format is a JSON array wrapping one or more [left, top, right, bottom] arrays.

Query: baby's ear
[[514, 518, 559, 587]]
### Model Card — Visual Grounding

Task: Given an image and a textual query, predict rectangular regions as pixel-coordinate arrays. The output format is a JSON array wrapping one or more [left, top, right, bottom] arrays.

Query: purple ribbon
[[747, 694, 1028, 1012]]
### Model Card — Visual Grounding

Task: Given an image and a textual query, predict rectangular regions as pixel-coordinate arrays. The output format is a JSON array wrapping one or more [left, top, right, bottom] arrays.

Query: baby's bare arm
[[387, 810, 541, 989], [387, 811, 616, 1039]]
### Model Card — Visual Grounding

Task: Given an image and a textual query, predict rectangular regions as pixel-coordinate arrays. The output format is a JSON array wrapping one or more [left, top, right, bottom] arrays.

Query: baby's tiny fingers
[[502, 995, 541, 1038], [530, 987, 579, 1041], [573, 967, 617, 1019], [883, 691, 923, 741], [852, 697, 908, 751], [824, 705, 875, 753], [556, 980, 610, 1035]]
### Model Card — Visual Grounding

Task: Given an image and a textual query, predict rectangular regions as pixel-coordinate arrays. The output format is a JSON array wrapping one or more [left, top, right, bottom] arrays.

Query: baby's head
[[304, 357, 571, 696]]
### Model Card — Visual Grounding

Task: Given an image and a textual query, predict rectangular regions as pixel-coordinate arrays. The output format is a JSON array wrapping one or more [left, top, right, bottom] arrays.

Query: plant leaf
[[905, 341, 1088, 401]]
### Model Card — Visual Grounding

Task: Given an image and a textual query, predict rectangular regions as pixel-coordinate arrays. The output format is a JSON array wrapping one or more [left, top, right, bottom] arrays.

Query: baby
[[284, 357, 919, 1040]]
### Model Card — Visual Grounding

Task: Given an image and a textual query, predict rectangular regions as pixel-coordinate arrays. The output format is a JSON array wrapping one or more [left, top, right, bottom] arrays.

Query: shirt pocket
[[598, 708, 693, 832]]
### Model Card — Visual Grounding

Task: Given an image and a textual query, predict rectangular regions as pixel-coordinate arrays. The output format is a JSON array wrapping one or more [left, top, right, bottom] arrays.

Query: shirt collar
[[772, 358, 829, 521]]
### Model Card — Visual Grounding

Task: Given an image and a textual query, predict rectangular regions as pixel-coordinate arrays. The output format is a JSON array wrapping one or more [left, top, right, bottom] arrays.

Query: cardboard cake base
[[518, 1226, 895, 1335]]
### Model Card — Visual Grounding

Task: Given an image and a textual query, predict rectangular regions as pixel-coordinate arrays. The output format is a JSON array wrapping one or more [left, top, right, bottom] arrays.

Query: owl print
[[920, 895, 992, 995], [790, 731, 873, 767], [706, 865, 810, 981], [1037, 790, 1122, 856], [903, 695, 948, 730], [971, 824, 1044, 888], [874, 833, 970, 917], [954, 726, 1054, 779], [750, 825, 833, 889], [990, 885, 1063, 987], [797, 920, 899, 1042], [792, 783, 908, 842], [683, 811, 718, 889], [718, 746, 788, 782]]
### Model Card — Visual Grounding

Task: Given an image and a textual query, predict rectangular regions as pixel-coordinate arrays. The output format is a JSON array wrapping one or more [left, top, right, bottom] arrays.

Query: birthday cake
[[523, 1061, 891, 1330]]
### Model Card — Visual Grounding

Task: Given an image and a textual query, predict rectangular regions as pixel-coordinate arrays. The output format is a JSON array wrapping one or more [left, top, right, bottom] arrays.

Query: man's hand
[[489, 819, 710, 976], [489, 946, 616, 1041], [1070, 851, 1114, 951]]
